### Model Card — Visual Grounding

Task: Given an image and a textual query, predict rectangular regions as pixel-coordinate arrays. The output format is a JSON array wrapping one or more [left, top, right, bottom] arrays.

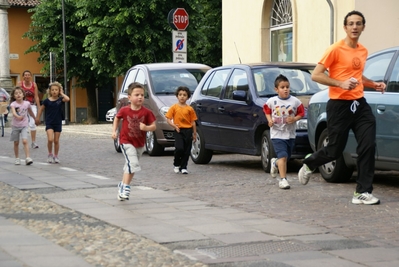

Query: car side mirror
[[232, 90, 247, 101]]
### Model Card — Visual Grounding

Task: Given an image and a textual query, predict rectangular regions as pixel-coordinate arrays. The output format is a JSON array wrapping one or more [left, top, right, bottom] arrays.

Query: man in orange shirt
[[298, 10, 386, 205]]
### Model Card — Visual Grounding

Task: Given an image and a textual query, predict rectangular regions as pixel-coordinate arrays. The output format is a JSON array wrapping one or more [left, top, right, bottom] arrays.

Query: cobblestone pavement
[[0, 124, 209, 267], [50, 124, 399, 248], [1, 123, 399, 266], [0, 182, 206, 267]]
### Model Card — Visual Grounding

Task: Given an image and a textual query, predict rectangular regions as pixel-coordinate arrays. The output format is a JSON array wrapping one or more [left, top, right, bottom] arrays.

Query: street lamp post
[[61, 0, 69, 124]]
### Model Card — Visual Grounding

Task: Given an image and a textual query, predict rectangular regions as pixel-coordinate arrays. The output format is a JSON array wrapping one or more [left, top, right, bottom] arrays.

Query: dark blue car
[[189, 63, 328, 172]]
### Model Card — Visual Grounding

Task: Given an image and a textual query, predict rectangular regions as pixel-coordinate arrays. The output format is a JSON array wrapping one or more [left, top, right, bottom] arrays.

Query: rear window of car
[[364, 51, 395, 91], [121, 68, 138, 94], [252, 67, 328, 97], [150, 69, 208, 94]]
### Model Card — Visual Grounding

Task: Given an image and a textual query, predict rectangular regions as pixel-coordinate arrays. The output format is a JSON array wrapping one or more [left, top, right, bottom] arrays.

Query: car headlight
[[296, 119, 307, 130], [159, 106, 169, 118]]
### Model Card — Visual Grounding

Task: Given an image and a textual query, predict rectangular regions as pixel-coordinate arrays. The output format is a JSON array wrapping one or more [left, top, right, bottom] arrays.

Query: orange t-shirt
[[319, 39, 368, 100], [165, 104, 197, 129]]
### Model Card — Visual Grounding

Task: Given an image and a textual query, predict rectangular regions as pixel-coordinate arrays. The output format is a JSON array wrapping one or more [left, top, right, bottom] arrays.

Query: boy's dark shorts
[[271, 138, 295, 160], [46, 124, 62, 132]]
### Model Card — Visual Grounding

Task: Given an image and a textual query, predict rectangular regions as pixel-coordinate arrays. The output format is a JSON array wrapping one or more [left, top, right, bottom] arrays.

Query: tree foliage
[[76, 0, 222, 76], [23, 0, 221, 121], [24, 0, 109, 122], [188, 0, 222, 67]]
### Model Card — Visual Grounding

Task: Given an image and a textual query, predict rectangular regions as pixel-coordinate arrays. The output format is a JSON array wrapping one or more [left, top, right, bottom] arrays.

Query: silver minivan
[[114, 63, 211, 155]]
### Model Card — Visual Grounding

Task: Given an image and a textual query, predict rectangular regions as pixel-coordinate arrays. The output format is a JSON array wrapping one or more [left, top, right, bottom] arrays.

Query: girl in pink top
[[9, 87, 36, 165]]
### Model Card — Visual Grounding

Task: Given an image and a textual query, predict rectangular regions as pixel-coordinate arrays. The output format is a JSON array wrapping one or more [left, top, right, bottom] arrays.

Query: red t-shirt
[[116, 106, 156, 148], [20, 82, 36, 104]]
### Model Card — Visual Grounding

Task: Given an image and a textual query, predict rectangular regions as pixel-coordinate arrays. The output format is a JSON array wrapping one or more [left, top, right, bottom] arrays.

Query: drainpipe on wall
[[326, 0, 334, 44]]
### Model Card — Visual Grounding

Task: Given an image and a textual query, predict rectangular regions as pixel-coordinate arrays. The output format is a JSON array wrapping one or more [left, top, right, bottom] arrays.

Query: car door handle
[[376, 105, 386, 115], [377, 105, 386, 112], [218, 107, 225, 112]]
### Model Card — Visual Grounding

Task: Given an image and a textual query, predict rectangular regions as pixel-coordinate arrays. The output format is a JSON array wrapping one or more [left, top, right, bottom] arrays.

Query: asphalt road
[[1, 123, 399, 248]]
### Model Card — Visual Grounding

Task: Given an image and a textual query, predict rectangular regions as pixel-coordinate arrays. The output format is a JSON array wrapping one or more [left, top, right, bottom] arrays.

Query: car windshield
[[150, 69, 208, 95], [252, 67, 328, 97]]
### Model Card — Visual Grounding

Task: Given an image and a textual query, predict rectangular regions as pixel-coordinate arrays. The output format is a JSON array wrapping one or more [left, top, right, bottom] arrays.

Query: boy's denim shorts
[[271, 138, 295, 160]]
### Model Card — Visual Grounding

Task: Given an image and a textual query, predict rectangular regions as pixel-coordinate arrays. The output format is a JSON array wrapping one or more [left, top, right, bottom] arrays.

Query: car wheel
[[317, 128, 353, 183], [190, 127, 213, 164], [261, 130, 276, 173], [114, 124, 122, 153], [145, 131, 164, 156]]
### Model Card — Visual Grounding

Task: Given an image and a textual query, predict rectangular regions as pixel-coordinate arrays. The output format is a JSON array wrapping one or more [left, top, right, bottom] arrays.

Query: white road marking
[[60, 167, 77, 172], [36, 125, 111, 136], [135, 186, 153, 190], [86, 174, 110, 180]]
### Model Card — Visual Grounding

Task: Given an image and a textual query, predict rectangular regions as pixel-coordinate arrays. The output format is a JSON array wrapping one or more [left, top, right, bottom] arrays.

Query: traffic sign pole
[[168, 8, 189, 63]]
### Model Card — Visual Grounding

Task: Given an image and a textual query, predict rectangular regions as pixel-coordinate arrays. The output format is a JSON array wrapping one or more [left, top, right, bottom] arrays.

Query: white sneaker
[[298, 154, 312, 185], [173, 166, 180, 173], [25, 157, 33, 165], [31, 142, 39, 149], [15, 158, 21, 165], [298, 164, 312, 185], [352, 192, 380, 205], [117, 182, 124, 201], [270, 158, 278, 178], [47, 154, 53, 163], [279, 178, 290, 189], [181, 169, 188, 174], [117, 185, 131, 201], [53, 157, 60, 164]]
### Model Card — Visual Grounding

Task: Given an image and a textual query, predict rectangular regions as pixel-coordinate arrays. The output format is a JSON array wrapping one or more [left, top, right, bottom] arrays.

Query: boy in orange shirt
[[166, 86, 197, 174]]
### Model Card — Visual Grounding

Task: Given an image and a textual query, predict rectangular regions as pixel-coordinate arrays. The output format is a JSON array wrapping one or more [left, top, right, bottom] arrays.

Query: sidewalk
[[1, 156, 399, 267]]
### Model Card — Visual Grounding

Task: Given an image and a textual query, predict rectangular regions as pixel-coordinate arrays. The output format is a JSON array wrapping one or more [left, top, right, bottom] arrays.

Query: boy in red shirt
[[112, 82, 156, 201]]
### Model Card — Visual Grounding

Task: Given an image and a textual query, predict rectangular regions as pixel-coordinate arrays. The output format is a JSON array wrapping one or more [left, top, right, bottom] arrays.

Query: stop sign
[[172, 8, 189, 30]]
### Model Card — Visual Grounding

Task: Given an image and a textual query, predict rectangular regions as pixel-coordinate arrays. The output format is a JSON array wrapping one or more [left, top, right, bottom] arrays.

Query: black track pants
[[304, 97, 376, 193], [173, 128, 193, 170]]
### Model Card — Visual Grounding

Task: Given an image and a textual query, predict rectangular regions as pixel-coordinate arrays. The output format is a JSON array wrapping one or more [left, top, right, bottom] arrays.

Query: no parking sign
[[172, 30, 187, 53]]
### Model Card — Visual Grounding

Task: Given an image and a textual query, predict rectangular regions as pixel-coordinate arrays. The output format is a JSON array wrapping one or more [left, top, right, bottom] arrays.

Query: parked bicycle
[[0, 102, 8, 137], [0, 88, 10, 137]]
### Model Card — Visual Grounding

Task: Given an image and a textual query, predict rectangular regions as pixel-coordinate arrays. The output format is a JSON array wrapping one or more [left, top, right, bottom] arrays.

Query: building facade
[[5, 0, 45, 90], [222, 0, 399, 65], [2, 0, 118, 122]]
